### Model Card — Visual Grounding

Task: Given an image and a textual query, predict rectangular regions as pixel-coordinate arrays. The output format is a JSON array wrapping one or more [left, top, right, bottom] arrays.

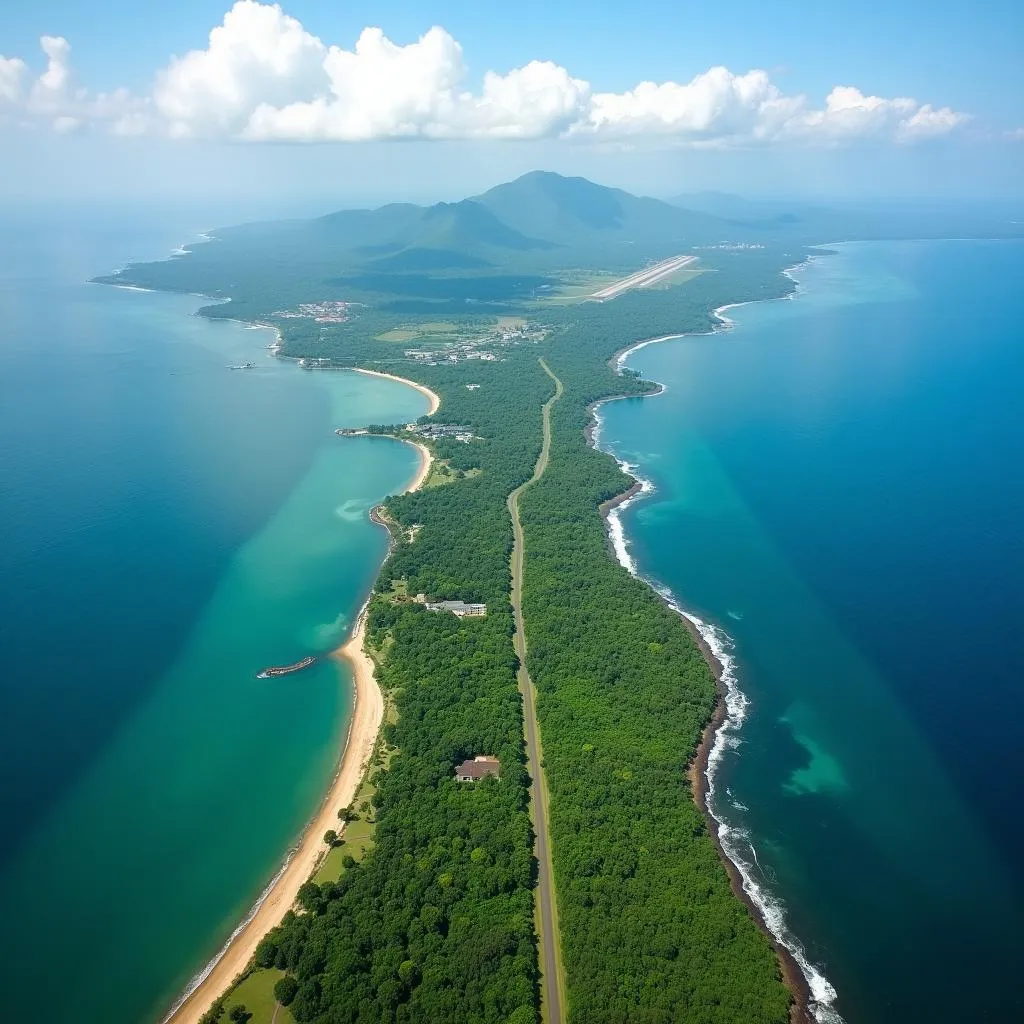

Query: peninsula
[[100, 172, 844, 1024]]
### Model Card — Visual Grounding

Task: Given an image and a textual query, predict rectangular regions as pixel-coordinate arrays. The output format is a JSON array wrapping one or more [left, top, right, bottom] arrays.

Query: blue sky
[[3, 1, 1022, 204]]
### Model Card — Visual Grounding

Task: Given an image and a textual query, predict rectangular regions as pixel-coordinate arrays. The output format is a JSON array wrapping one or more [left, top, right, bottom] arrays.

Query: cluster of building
[[274, 301, 354, 323], [695, 243, 766, 251], [407, 423, 475, 443], [416, 595, 487, 617], [401, 322, 548, 367], [403, 348, 498, 365]]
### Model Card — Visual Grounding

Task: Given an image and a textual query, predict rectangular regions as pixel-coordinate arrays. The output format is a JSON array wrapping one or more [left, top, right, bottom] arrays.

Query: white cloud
[[153, 0, 328, 137], [0, 2, 981, 147], [790, 86, 969, 143], [30, 35, 74, 112], [218, 19, 589, 142], [0, 56, 27, 104], [582, 67, 804, 143], [2, 35, 147, 133]]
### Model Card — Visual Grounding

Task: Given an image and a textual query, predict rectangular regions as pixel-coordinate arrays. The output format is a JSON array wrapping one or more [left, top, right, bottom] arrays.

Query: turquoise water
[[598, 240, 1024, 1023], [0, 216, 428, 1022]]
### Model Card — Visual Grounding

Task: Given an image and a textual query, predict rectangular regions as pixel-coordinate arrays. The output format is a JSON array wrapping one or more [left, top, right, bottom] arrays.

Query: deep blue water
[[0, 211, 428, 1021], [599, 240, 1024, 1023]]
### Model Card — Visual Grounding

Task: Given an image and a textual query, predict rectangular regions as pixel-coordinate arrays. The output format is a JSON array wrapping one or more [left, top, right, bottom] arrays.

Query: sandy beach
[[164, 383, 437, 1024], [352, 368, 441, 415], [164, 614, 383, 1024], [401, 439, 433, 492]]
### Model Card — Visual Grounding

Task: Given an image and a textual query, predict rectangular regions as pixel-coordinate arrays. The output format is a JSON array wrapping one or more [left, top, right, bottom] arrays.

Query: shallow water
[[598, 240, 1024, 1023], [0, 214, 428, 1022]]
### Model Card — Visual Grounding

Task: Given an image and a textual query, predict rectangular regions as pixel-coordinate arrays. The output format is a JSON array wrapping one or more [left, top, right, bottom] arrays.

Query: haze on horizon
[[2, 0, 1023, 211]]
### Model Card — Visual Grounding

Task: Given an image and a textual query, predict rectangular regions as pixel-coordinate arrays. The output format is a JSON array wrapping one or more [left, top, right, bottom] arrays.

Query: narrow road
[[507, 358, 566, 1024]]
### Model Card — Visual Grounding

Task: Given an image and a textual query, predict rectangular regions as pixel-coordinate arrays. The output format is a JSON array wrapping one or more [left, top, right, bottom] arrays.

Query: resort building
[[454, 755, 501, 782], [424, 599, 487, 617]]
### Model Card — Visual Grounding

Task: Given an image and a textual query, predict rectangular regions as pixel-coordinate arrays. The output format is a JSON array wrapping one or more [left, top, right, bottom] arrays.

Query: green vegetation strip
[[518, 275, 797, 1023], [507, 359, 567, 1024], [226, 355, 553, 1022]]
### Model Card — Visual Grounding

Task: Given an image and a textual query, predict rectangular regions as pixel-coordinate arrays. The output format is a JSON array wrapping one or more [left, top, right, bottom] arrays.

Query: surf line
[[588, 275, 844, 1024]]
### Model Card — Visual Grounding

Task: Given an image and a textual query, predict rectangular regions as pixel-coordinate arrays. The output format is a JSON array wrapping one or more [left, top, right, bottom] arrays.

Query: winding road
[[507, 358, 566, 1024]]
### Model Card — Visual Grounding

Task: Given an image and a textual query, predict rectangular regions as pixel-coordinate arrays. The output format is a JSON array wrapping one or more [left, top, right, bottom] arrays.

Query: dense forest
[[121, 175, 813, 1023], [517, 270, 799, 1022]]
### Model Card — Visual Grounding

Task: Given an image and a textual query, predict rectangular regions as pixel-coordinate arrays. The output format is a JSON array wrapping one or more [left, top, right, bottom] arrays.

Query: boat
[[228, 361, 256, 370], [256, 655, 317, 679]]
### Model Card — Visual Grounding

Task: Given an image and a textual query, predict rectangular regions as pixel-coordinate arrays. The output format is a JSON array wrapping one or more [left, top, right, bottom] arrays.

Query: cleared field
[[540, 271, 621, 304], [222, 969, 295, 1024], [375, 320, 487, 344], [644, 265, 706, 289]]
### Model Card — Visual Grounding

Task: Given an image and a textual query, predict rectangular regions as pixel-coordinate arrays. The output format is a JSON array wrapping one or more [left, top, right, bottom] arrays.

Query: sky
[[2, 0, 1022, 208]]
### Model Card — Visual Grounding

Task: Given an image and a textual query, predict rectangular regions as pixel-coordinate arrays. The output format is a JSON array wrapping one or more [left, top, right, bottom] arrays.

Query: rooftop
[[455, 755, 501, 781]]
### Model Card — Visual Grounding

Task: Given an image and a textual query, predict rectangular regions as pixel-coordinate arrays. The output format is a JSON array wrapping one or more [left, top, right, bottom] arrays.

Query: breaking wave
[[591, 306, 844, 1023]]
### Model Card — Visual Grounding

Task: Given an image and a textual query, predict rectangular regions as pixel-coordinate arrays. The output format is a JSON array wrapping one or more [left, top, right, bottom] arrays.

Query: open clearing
[[223, 969, 295, 1024], [375, 319, 493, 345]]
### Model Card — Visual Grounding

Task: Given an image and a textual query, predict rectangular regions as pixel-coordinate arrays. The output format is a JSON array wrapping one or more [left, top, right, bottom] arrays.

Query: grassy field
[[423, 460, 481, 489], [375, 319, 489, 345], [539, 266, 706, 304], [496, 315, 528, 330], [540, 270, 619, 304], [222, 968, 294, 1024], [312, 743, 393, 885], [643, 265, 707, 289]]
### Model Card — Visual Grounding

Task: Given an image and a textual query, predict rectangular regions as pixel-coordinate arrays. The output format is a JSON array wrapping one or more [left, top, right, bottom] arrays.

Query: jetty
[[256, 655, 317, 679]]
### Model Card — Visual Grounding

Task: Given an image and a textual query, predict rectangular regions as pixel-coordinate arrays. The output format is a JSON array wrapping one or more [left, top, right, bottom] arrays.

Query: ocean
[[597, 239, 1024, 1022], [0, 210, 429, 1022]]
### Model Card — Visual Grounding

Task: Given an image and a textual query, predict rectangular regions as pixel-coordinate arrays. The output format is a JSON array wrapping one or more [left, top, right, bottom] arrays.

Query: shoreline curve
[[162, 387, 435, 1024], [352, 368, 441, 416], [587, 262, 840, 1024]]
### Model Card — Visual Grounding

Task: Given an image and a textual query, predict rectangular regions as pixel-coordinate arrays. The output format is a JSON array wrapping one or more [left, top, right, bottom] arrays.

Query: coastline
[[352, 367, 442, 416], [163, 380, 436, 1024], [588, 264, 844, 1024], [164, 607, 384, 1024]]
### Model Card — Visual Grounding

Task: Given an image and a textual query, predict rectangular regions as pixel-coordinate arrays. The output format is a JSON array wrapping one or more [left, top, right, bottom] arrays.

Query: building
[[454, 755, 501, 782], [424, 599, 487, 617]]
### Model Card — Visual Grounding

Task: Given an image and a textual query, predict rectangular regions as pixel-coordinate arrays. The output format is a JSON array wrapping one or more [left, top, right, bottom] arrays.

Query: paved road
[[507, 358, 566, 1024]]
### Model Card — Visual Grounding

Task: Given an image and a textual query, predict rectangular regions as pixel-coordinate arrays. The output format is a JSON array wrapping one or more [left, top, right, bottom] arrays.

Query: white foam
[[160, 853, 294, 1023], [591, 284, 845, 1023]]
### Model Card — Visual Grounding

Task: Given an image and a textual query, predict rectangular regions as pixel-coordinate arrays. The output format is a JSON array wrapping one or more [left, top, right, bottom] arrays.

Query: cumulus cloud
[[583, 67, 804, 142], [175, 15, 590, 142], [153, 0, 328, 137], [1, 35, 147, 134], [0, 55, 26, 103], [0, 1, 977, 147]]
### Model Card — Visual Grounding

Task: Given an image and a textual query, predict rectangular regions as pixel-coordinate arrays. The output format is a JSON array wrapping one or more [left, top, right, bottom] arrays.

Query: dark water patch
[[0, 215, 431, 1023], [0, 315, 325, 863]]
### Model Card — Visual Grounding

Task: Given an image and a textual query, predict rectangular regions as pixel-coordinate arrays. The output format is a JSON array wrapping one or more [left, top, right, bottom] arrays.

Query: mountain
[[200, 172, 748, 279], [474, 171, 741, 255]]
